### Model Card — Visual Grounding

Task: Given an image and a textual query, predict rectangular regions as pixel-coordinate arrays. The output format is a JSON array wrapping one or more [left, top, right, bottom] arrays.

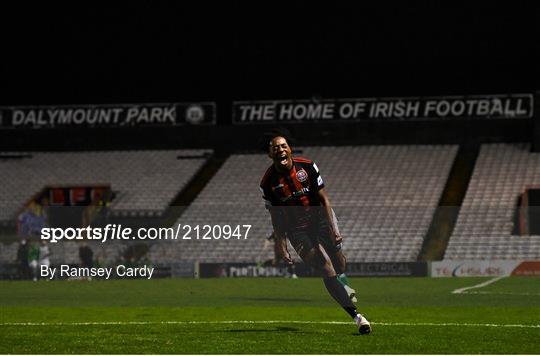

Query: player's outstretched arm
[[318, 188, 342, 246], [267, 207, 292, 264], [273, 234, 292, 265]]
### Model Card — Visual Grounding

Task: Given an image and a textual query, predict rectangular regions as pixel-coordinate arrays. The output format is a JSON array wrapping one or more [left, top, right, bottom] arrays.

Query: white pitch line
[[463, 291, 540, 296], [0, 320, 538, 329], [452, 276, 507, 294]]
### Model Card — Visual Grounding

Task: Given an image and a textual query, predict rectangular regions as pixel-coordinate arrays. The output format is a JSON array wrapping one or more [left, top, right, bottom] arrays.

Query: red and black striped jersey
[[260, 157, 326, 232], [259, 157, 325, 207]]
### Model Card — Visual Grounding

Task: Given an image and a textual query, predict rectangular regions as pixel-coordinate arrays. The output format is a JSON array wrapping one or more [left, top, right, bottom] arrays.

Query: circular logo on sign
[[296, 169, 308, 182], [185, 105, 205, 124]]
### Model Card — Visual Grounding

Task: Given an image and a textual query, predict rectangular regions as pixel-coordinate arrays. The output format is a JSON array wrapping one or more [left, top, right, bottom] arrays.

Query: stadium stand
[[0, 242, 18, 265], [152, 145, 458, 263], [445, 143, 540, 260], [0, 150, 211, 268], [0, 149, 212, 225]]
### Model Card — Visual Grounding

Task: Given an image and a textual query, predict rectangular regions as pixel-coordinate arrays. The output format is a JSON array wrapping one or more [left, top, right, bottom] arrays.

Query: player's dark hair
[[258, 127, 295, 152]]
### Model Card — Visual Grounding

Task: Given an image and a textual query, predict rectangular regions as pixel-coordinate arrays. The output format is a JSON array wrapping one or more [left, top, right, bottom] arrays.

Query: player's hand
[[282, 251, 293, 265], [275, 244, 293, 265], [334, 233, 343, 246]]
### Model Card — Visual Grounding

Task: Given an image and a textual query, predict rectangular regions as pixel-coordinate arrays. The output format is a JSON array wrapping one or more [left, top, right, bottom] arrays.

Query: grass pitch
[[0, 277, 539, 354]]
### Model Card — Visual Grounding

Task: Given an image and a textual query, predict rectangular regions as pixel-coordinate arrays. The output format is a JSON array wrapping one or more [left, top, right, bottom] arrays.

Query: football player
[[260, 135, 370, 334]]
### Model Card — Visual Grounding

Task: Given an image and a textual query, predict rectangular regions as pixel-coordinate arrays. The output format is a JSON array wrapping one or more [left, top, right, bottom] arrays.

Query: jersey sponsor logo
[[296, 169, 308, 182], [279, 187, 310, 202]]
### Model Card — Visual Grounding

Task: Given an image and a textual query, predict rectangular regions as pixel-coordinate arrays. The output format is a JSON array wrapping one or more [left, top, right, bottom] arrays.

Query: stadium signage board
[[198, 262, 427, 278], [170, 262, 196, 278], [232, 94, 533, 124], [346, 262, 427, 277], [431, 260, 540, 277], [198, 263, 315, 278], [0, 102, 216, 129]]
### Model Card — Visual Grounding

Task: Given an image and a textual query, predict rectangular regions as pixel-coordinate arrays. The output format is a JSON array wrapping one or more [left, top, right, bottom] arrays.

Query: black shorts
[[288, 224, 337, 257]]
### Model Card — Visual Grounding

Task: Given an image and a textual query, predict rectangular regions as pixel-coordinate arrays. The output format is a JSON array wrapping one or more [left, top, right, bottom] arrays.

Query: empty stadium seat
[[445, 143, 540, 260], [0, 149, 212, 223], [156, 145, 458, 263]]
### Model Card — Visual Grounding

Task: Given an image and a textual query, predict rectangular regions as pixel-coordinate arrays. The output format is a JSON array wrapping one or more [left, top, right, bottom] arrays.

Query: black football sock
[[287, 264, 295, 275], [323, 275, 358, 319]]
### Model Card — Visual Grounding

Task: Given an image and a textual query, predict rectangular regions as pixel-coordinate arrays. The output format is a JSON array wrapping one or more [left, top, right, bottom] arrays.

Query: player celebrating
[[260, 135, 371, 334]]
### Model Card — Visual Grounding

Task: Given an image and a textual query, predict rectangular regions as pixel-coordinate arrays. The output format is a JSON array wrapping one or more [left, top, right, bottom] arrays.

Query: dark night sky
[[0, 2, 536, 106]]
